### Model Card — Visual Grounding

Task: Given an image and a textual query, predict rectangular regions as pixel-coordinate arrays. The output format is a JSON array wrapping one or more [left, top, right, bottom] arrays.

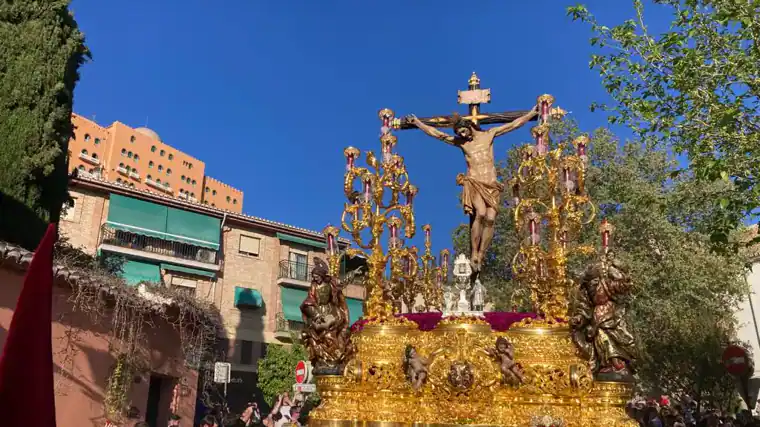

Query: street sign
[[723, 344, 751, 376], [293, 383, 317, 393], [295, 360, 311, 384], [214, 362, 232, 384]]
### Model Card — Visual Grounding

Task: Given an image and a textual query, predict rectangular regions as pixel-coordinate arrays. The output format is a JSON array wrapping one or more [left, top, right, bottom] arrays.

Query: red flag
[[0, 224, 58, 426]]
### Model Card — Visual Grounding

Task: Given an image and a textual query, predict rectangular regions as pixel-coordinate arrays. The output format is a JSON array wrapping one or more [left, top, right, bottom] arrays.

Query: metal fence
[[278, 259, 311, 282], [99, 224, 218, 265]]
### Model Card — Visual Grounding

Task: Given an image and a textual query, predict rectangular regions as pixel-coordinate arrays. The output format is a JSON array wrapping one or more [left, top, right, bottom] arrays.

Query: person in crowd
[[199, 415, 219, 427]]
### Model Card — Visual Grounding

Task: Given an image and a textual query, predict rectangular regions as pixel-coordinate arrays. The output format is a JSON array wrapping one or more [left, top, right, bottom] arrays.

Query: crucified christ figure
[[407, 108, 537, 275]]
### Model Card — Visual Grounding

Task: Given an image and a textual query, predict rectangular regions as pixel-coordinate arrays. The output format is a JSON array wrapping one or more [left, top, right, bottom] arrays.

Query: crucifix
[[399, 72, 539, 277]]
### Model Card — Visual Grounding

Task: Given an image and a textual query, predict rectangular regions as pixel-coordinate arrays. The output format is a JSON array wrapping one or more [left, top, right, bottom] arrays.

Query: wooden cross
[[395, 72, 538, 130]]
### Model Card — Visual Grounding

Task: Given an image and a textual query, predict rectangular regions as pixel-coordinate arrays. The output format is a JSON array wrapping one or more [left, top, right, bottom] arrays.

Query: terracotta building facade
[[68, 113, 244, 213], [58, 175, 366, 416]]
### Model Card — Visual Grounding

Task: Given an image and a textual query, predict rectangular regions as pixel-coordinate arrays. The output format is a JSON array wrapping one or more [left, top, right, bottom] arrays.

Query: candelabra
[[340, 108, 419, 322], [412, 225, 450, 312], [510, 94, 596, 323]]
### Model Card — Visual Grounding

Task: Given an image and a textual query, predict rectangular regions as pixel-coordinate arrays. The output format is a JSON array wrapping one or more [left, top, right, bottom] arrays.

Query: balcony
[[98, 224, 220, 271], [129, 171, 140, 180], [146, 178, 173, 194], [117, 167, 128, 176], [277, 259, 311, 287], [79, 152, 100, 165], [274, 312, 303, 341]]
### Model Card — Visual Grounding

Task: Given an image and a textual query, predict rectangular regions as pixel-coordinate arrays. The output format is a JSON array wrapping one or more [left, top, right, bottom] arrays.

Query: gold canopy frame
[[309, 77, 637, 427]]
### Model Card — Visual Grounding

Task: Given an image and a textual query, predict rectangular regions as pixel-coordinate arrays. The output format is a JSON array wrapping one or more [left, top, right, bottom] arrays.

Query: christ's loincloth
[[456, 174, 504, 215]]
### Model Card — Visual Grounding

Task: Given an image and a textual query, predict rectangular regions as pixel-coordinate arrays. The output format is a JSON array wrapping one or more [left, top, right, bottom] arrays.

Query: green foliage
[[0, 0, 90, 249], [257, 342, 309, 406], [452, 118, 747, 403], [567, 0, 760, 247]]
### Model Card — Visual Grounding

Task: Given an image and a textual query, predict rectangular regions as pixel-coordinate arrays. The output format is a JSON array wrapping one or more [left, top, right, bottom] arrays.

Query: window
[[92, 153, 98, 159], [156, 178, 162, 184], [181, 175, 186, 181], [129, 183, 135, 188], [77, 165, 84, 171], [130, 135, 136, 143], [116, 178, 122, 184], [84, 134, 91, 142], [233, 199, 237, 205], [81, 149, 88, 155], [127, 151, 133, 158], [94, 137, 101, 145], [132, 168, 138, 174], [226, 196, 231, 202], [212, 190, 217, 196], [134, 154, 140, 161], [158, 165, 163, 172], [160, 149, 165, 156], [121, 148, 126, 156], [205, 187, 210, 193], [190, 192, 195, 198], [62, 197, 77, 221], [189, 163, 193, 169], [168, 153, 174, 160], [211, 203, 216, 207], [239, 235, 260, 256], [119, 162, 125, 168], [147, 174, 152, 180], [151, 146, 156, 152], [240, 340, 253, 365], [186, 177, 191, 184], [149, 161, 154, 168], [191, 179, 196, 186], [125, 166, 131, 172], [166, 168, 172, 175]]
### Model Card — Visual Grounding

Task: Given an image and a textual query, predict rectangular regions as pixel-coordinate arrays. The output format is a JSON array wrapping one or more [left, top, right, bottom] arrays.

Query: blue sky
[[69, 0, 673, 253]]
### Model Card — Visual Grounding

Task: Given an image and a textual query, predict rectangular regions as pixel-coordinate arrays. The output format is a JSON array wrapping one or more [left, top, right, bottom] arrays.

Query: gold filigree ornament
[[310, 92, 636, 427]]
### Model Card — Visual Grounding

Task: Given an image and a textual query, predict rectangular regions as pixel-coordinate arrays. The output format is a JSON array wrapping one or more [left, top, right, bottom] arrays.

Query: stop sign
[[295, 360, 309, 384], [723, 344, 751, 376]]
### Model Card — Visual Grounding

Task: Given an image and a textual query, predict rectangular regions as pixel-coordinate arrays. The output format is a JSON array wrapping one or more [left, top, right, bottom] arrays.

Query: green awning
[[276, 233, 326, 249], [107, 194, 168, 239], [120, 260, 161, 286], [165, 207, 221, 250], [280, 287, 308, 321], [160, 263, 216, 279], [106, 194, 221, 250], [234, 287, 263, 308], [347, 298, 364, 325]]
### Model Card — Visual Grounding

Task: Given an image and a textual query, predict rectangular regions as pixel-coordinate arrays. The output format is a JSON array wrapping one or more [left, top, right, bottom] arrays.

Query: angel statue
[[570, 250, 637, 380], [403, 345, 430, 391], [300, 258, 354, 374], [486, 337, 524, 385]]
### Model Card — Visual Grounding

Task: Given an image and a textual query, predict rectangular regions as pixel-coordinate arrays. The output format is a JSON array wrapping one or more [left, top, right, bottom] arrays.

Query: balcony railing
[[79, 152, 100, 165], [275, 312, 303, 336], [278, 259, 311, 282], [117, 167, 128, 176], [129, 171, 140, 180], [99, 224, 218, 265]]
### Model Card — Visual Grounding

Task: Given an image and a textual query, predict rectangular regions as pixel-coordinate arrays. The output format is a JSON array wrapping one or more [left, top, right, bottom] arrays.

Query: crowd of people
[[628, 396, 760, 427]]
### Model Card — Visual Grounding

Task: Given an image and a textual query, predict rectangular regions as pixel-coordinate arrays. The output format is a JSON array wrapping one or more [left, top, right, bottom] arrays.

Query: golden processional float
[[300, 74, 638, 427]]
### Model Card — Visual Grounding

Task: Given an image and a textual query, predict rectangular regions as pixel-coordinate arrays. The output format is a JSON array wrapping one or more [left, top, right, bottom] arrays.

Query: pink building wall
[[0, 267, 198, 427]]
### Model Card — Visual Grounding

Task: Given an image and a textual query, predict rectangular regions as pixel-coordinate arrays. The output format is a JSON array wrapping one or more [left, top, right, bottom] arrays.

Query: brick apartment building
[[67, 113, 244, 213], [59, 174, 366, 414]]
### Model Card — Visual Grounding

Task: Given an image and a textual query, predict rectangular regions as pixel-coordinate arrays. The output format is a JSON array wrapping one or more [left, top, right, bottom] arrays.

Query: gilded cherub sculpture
[[486, 337, 524, 385], [403, 345, 429, 391], [300, 258, 355, 374], [570, 250, 637, 380]]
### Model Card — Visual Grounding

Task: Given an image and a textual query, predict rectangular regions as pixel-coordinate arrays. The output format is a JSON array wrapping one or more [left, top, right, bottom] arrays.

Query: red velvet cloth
[[351, 311, 537, 332], [0, 224, 57, 426]]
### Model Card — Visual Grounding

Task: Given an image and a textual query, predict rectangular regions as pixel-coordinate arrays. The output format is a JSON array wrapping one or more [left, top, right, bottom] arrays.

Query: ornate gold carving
[[310, 320, 634, 427]]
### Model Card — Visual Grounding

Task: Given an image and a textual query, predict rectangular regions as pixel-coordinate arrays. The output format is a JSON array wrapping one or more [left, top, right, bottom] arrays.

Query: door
[[289, 251, 308, 281]]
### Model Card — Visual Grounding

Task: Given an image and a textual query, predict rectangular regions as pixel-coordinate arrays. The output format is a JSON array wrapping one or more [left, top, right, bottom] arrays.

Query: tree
[[452, 118, 747, 402], [566, 0, 760, 248], [257, 342, 309, 406], [0, 0, 90, 249]]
